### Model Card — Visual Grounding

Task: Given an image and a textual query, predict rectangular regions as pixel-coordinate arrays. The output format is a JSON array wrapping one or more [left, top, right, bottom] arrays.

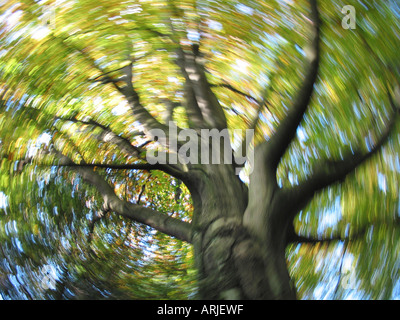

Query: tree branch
[[54, 161, 187, 182], [158, 98, 181, 124], [56, 34, 170, 137], [266, 0, 320, 171], [286, 92, 399, 214], [286, 227, 366, 246], [14, 138, 187, 182], [165, 2, 227, 130], [57, 117, 144, 157], [76, 165, 193, 243], [172, 44, 209, 129], [287, 214, 400, 246], [182, 76, 207, 129], [210, 83, 262, 105], [51, 151, 193, 242], [181, 48, 228, 130], [100, 61, 170, 135], [232, 72, 278, 170], [88, 206, 109, 243]]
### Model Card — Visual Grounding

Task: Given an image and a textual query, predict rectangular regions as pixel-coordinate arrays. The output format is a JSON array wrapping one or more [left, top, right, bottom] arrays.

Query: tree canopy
[[0, 0, 399, 299]]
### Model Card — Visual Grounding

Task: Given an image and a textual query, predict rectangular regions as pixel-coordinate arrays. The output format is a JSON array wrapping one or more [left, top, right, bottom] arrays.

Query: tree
[[0, 0, 399, 299]]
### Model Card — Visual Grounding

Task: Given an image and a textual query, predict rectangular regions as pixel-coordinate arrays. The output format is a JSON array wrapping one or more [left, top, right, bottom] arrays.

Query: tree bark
[[186, 162, 296, 300]]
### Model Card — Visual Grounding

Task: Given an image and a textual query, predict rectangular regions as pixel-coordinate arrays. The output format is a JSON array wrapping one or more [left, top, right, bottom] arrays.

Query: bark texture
[[186, 163, 296, 299]]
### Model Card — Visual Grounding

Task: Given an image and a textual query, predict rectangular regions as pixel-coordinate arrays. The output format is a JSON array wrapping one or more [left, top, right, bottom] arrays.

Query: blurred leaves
[[0, 0, 399, 299]]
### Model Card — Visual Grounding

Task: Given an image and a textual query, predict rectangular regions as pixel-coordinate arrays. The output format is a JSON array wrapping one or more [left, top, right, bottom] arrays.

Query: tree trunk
[[186, 161, 296, 300]]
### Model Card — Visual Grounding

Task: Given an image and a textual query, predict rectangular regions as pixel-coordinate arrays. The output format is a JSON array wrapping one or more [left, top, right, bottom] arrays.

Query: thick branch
[[287, 214, 400, 246], [158, 98, 181, 124], [79, 166, 192, 242], [166, 3, 227, 131], [266, 0, 320, 171], [181, 48, 228, 130], [17, 139, 187, 182], [286, 94, 399, 214], [173, 45, 210, 129], [54, 161, 187, 182], [58, 117, 144, 157], [54, 152, 192, 242], [11, 136, 191, 241], [286, 225, 367, 246], [104, 63, 171, 135], [182, 75, 207, 129]]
